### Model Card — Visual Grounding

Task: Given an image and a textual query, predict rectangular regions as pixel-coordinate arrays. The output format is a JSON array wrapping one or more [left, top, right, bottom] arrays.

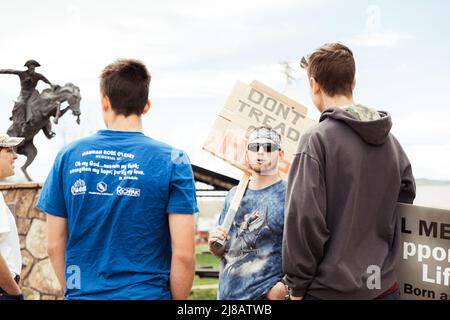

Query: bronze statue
[[0, 60, 54, 124], [1, 61, 81, 181]]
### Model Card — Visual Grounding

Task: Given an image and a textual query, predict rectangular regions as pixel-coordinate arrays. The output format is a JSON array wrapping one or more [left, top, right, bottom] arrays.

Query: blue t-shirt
[[37, 129, 198, 300], [217, 180, 286, 300]]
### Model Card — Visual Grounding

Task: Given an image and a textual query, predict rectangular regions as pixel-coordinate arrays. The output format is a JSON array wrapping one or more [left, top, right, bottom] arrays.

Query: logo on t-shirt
[[71, 179, 87, 196], [96, 182, 108, 193], [116, 186, 141, 197]]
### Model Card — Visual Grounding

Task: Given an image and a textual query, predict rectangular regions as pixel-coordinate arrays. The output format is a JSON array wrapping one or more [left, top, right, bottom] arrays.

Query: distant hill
[[416, 178, 450, 186]]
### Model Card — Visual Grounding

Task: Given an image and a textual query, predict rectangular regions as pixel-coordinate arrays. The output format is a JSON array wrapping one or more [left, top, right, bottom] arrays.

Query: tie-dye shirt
[[217, 180, 286, 300]]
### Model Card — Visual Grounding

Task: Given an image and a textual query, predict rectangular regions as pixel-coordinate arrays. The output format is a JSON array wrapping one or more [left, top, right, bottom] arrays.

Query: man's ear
[[352, 78, 356, 91], [278, 149, 285, 160], [142, 99, 151, 115], [310, 77, 321, 95], [244, 148, 250, 167], [101, 95, 111, 113]]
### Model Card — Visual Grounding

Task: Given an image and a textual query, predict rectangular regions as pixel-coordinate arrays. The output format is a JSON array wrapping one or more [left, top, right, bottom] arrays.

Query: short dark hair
[[100, 59, 151, 116], [300, 42, 355, 97]]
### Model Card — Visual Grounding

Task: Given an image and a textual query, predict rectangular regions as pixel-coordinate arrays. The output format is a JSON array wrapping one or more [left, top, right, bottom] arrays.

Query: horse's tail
[[7, 120, 34, 141]]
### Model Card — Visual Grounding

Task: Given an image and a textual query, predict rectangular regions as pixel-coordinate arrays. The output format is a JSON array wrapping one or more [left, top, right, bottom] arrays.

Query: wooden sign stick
[[213, 171, 252, 249]]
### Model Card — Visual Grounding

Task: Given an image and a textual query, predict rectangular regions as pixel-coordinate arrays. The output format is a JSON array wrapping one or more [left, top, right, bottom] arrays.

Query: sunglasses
[[247, 143, 280, 153]]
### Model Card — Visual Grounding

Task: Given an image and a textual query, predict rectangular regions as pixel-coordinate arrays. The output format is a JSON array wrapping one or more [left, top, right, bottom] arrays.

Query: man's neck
[[106, 115, 143, 132], [321, 94, 355, 112], [249, 171, 281, 190]]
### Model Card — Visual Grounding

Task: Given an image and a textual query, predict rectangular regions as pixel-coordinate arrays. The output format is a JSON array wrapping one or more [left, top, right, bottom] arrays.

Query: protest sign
[[398, 203, 450, 300], [203, 80, 316, 180]]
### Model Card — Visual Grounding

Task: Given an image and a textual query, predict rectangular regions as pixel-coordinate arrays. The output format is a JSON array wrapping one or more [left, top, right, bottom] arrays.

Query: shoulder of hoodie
[[51, 132, 189, 164], [294, 119, 332, 159], [295, 113, 408, 162]]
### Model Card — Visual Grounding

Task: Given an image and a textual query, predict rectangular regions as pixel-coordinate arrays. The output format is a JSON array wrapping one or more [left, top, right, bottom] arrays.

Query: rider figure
[[0, 60, 54, 124]]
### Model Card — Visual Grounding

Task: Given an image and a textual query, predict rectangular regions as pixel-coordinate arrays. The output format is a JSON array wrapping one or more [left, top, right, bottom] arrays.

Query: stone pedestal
[[0, 183, 63, 300]]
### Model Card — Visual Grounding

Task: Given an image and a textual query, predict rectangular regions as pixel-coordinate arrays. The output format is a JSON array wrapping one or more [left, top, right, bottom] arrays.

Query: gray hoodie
[[283, 106, 416, 300]]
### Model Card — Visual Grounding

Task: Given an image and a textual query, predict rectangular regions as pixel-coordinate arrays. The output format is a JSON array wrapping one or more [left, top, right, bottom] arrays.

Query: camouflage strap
[[345, 104, 381, 121]]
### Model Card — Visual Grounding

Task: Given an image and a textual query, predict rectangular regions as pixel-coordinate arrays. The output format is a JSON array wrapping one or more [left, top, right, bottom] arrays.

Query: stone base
[[0, 183, 63, 300]]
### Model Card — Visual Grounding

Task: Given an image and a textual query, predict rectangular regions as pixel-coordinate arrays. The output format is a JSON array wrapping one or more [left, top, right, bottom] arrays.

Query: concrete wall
[[0, 183, 62, 300]]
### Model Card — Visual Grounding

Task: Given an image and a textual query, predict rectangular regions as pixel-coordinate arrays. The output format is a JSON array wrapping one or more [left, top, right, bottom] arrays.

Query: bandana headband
[[247, 127, 281, 147]]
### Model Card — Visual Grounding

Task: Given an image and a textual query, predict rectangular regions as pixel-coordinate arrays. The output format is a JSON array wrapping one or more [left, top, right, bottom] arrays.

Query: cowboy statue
[[0, 60, 81, 181], [0, 60, 55, 124]]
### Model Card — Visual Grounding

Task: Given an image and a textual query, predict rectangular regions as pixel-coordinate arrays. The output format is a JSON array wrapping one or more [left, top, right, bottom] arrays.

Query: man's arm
[[47, 214, 68, 290], [0, 69, 20, 75], [282, 152, 329, 299], [208, 189, 234, 257], [0, 255, 21, 295], [398, 163, 416, 204], [38, 73, 52, 86], [168, 213, 196, 300]]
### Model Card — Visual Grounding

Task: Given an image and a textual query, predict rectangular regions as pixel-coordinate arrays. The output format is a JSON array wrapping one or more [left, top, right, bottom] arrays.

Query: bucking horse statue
[[6, 83, 82, 181]]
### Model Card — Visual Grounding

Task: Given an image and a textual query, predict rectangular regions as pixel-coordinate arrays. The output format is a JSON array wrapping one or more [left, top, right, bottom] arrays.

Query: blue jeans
[[0, 293, 24, 300], [303, 289, 401, 300]]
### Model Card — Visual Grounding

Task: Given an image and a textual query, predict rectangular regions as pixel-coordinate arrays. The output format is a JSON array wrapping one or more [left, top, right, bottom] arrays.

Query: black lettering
[[441, 223, 450, 240], [275, 102, 289, 120], [263, 97, 277, 112], [249, 107, 263, 123], [404, 283, 412, 294], [273, 123, 286, 136], [238, 99, 251, 113], [287, 128, 300, 142], [291, 108, 305, 125], [401, 217, 412, 234], [405, 283, 436, 298], [248, 88, 264, 105], [419, 220, 438, 238], [262, 114, 276, 127]]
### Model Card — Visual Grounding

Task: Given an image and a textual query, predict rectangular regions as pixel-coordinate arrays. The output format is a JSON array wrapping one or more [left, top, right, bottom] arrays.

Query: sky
[[0, 0, 449, 182]]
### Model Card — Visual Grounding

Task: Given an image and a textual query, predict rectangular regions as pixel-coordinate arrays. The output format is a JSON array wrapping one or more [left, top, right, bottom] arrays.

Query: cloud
[[0, 0, 315, 102], [348, 4, 412, 47], [404, 144, 450, 181], [392, 107, 450, 180], [152, 63, 289, 99], [350, 31, 412, 47]]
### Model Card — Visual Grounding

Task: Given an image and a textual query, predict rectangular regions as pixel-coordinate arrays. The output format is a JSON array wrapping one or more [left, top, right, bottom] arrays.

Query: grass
[[189, 288, 217, 300], [189, 244, 220, 300], [193, 276, 219, 286], [195, 244, 211, 254], [196, 252, 220, 269]]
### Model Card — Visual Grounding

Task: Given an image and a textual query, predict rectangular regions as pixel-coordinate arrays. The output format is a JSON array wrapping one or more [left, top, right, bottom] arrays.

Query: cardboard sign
[[397, 203, 450, 300], [203, 80, 316, 179], [212, 171, 252, 249]]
